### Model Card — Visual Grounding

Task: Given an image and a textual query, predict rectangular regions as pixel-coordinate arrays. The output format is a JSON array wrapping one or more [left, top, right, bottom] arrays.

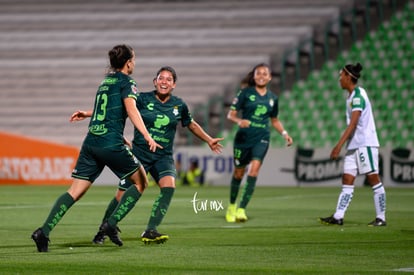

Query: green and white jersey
[[346, 86, 379, 149], [84, 71, 138, 149], [133, 91, 193, 156], [230, 86, 279, 147]]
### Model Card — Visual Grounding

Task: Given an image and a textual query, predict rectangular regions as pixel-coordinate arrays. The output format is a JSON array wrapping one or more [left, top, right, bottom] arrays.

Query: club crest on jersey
[[269, 99, 274, 107], [232, 97, 238, 105], [131, 85, 138, 94], [173, 106, 179, 116]]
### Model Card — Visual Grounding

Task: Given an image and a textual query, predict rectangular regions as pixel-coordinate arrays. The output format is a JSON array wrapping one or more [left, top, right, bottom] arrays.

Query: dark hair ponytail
[[108, 44, 134, 71], [344, 62, 363, 82]]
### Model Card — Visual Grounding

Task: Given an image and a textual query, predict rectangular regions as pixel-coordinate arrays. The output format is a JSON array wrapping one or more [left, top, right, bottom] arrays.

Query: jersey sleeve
[[351, 94, 365, 112], [230, 89, 244, 111], [180, 101, 193, 127], [121, 76, 139, 100], [270, 95, 279, 118], [135, 92, 144, 109]]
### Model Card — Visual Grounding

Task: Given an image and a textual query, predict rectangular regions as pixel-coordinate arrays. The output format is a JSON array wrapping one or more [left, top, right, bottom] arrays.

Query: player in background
[[319, 62, 386, 226], [31, 44, 161, 252], [73, 66, 223, 244], [225, 63, 293, 223]]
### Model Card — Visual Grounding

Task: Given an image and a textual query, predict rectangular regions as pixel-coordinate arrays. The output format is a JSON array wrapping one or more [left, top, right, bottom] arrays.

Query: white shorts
[[343, 147, 379, 176]]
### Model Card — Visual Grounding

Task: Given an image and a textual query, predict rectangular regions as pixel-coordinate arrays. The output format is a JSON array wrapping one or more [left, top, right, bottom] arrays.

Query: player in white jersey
[[319, 62, 386, 227]]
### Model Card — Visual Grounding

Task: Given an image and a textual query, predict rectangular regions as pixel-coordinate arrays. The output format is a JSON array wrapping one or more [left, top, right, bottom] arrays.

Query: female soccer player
[[225, 63, 293, 223], [74, 66, 223, 244], [319, 62, 386, 226], [31, 44, 161, 252]]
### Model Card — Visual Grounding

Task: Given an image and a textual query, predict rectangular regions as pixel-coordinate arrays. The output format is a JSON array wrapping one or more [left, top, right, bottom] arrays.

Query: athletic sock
[[372, 182, 386, 221], [229, 177, 242, 204], [333, 185, 354, 220], [101, 197, 119, 222], [42, 192, 75, 237], [239, 176, 257, 209], [107, 185, 141, 227], [147, 187, 175, 231]]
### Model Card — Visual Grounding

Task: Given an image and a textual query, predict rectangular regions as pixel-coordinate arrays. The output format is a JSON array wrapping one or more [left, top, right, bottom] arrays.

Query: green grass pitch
[[0, 185, 413, 274]]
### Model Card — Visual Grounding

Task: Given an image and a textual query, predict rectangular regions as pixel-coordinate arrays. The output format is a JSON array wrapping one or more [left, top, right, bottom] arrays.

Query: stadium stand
[[0, 0, 409, 148], [273, 1, 414, 148]]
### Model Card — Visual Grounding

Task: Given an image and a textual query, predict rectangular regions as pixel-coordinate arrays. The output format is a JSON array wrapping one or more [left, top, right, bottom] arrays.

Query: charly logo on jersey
[[154, 114, 170, 128], [249, 95, 256, 101], [147, 103, 154, 111]]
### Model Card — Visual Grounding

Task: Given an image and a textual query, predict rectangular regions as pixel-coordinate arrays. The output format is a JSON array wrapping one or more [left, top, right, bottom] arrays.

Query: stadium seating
[[0, 0, 352, 147], [270, 1, 413, 148]]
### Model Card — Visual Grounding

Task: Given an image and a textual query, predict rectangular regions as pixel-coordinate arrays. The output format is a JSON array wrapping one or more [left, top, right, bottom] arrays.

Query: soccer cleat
[[141, 229, 169, 245], [31, 228, 50, 252], [235, 208, 248, 222], [225, 204, 236, 223], [319, 215, 343, 225], [368, 218, 387, 227], [93, 226, 122, 244], [99, 221, 123, 246], [92, 230, 106, 245]]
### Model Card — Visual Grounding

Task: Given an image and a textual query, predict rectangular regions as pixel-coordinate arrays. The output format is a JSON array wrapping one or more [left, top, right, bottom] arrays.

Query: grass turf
[[0, 185, 413, 274]]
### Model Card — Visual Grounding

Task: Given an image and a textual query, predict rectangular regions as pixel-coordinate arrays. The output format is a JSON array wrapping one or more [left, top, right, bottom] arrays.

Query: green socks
[[147, 187, 175, 230], [107, 185, 141, 227], [42, 192, 75, 237], [102, 197, 119, 222], [229, 176, 256, 208], [239, 176, 257, 209], [102, 187, 174, 231], [229, 177, 242, 204]]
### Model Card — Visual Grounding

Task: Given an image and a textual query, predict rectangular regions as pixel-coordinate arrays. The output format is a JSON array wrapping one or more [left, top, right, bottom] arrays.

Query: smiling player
[[85, 66, 224, 244], [225, 63, 293, 223]]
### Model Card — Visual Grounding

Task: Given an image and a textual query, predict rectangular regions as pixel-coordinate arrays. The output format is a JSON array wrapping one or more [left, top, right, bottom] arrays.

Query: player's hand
[[330, 145, 341, 160], [208, 137, 224, 154], [123, 137, 132, 149], [146, 137, 163, 152], [70, 110, 90, 122], [284, 134, 293, 147], [238, 119, 251, 128]]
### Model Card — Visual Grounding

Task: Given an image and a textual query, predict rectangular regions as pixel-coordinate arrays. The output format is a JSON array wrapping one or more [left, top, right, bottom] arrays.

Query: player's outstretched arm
[[187, 120, 223, 154], [70, 110, 92, 122]]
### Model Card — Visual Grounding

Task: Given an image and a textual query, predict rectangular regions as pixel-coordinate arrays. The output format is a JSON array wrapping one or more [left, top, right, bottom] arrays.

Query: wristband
[[281, 130, 288, 136]]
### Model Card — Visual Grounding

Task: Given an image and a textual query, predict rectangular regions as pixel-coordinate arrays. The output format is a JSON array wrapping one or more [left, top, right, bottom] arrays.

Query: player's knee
[[233, 167, 246, 179], [366, 173, 381, 186], [342, 172, 356, 184]]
